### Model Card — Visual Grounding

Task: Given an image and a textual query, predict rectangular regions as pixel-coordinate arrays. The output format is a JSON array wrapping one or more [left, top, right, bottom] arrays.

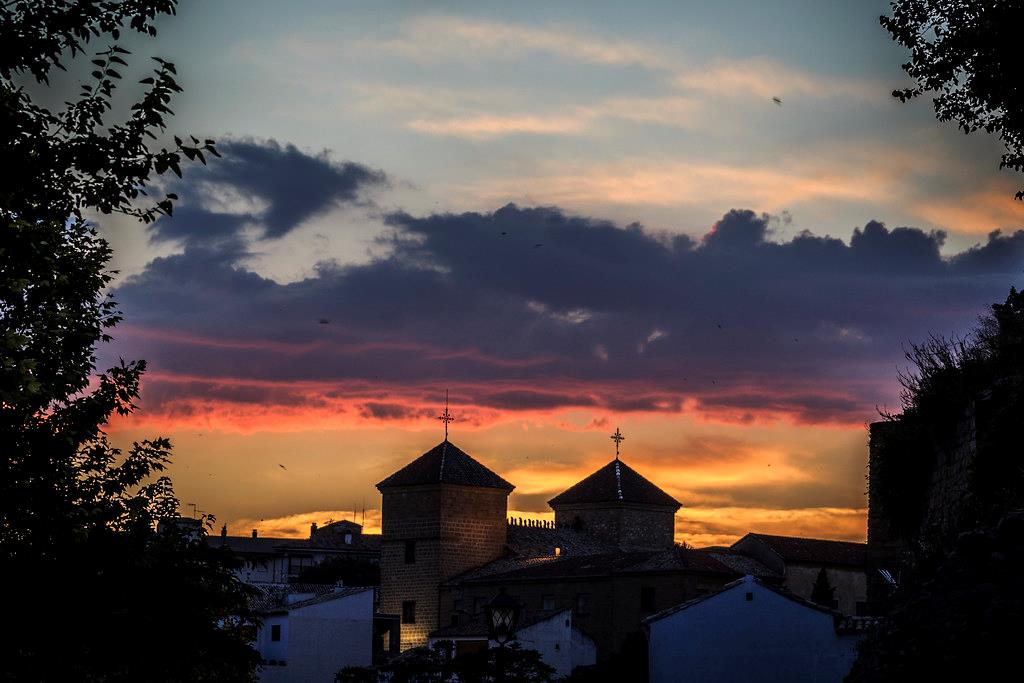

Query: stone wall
[[552, 503, 675, 549], [379, 483, 508, 649]]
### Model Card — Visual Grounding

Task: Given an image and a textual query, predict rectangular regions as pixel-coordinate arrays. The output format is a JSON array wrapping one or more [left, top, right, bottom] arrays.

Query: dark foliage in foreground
[[1, 2, 257, 680], [847, 514, 1024, 682], [851, 288, 1024, 680], [336, 641, 557, 683], [881, 0, 1024, 199]]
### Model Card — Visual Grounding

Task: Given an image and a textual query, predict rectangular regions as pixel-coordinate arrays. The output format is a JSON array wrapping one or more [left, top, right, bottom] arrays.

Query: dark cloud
[[110, 144, 1024, 424], [150, 139, 386, 247]]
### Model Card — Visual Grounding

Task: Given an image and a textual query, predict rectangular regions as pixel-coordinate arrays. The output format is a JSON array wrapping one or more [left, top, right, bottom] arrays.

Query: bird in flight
[[533, 243, 543, 248], [318, 318, 330, 325], [278, 464, 287, 470], [772, 96, 783, 105]]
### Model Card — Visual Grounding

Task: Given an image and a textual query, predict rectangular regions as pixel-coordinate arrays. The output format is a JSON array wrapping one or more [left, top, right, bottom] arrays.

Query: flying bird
[[772, 96, 783, 105], [533, 243, 543, 248], [318, 318, 330, 325], [278, 464, 287, 470], [716, 323, 723, 330]]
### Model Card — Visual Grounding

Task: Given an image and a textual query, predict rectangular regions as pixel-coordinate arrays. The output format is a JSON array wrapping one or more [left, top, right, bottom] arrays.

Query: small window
[[405, 540, 416, 564], [575, 593, 591, 616], [554, 643, 561, 652], [542, 594, 555, 611], [641, 586, 656, 612], [271, 624, 281, 642], [856, 601, 868, 617], [402, 600, 416, 624], [450, 614, 459, 626], [745, 592, 754, 602]]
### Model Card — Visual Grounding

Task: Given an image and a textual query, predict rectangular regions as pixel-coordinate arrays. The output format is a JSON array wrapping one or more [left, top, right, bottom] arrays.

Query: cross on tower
[[610, 427, 625, 458], [438, 390, 454, 440]]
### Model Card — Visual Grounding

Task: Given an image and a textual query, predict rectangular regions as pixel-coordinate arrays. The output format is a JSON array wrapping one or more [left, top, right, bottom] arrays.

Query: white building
[[645, 575, 871, 683], [254, 585, 374, 682], [428, 608, 597, 678]]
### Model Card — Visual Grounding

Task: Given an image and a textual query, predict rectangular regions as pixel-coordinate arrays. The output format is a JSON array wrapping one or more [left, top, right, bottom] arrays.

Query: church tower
[[377, 439, 514, 649], [548, 429, 681, 549]]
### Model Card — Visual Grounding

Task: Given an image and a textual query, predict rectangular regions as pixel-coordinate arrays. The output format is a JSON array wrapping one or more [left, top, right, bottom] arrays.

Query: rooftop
[[734, 533, 867, 567], [547, 458, 681, 510], [376, 440, 514, 492], [429, 608, 574, 640]]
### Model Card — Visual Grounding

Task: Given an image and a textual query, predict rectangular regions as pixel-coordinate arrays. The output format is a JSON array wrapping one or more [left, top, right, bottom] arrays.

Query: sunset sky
[[88, 0, 1024, 546]]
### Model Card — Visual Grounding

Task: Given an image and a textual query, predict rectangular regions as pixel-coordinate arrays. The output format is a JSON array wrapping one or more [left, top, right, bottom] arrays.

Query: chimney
[[310, 522, 318, 539], [251, 528, 258, 539]]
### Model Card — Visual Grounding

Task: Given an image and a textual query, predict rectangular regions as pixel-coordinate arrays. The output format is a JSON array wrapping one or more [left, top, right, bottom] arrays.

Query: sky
[[80, 0, 1024, 546]]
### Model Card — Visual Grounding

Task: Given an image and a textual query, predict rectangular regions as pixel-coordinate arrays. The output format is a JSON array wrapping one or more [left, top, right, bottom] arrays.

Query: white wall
[[648, 577, 861, 683], [515, 610, 598, 677], [257, 589, 374, 683]]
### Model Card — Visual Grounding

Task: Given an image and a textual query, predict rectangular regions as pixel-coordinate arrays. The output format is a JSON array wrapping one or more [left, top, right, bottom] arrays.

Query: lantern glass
[[485, 590, 521, 645]]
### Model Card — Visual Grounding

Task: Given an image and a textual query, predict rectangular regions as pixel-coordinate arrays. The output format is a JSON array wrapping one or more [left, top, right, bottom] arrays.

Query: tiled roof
[[735, 533, 867, 567], [250, 583, 372, 614], [453, 547, 740, 584], [547, 459, 680, 509], [703, 550, 782, 579], [430, 609, 572, 639], [376, 440, 514, 491], [506, 524, 616, 557]]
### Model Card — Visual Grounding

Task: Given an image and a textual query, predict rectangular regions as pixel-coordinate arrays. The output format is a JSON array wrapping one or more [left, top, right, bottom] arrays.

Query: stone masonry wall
[[380, 483, 509, 650], [439, 485, 509, 580], [553, 503, 675, 549], [379, 487, 442, 649]]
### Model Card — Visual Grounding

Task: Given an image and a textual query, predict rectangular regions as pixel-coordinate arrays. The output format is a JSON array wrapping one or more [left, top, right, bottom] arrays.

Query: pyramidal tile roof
[[376, 440, 514, 491], [547, 458, 681, 509]]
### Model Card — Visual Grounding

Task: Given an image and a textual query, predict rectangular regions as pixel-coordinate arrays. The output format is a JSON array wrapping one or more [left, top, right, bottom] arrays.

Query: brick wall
[[553, 503, 675, 549], [380, 483, 508, 649]]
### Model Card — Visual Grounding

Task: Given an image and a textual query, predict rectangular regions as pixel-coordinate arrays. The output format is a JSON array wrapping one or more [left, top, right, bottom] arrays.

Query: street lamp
[[485, 588, 521, 646], [485, 588, 522, 683]]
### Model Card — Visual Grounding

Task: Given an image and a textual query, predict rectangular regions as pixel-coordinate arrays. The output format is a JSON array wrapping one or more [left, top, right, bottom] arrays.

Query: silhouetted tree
[[810, 567, 837, 608], [851, 289, 1024, 679], [847, 513, 1024, 682], [881, 0, 1024, 199], [1, 2, 256, 680], [337, 641, 557, 683]]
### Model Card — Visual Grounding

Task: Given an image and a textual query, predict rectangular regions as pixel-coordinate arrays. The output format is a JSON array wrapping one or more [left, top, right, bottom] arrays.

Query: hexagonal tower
[[377, 440, 514, 650], [548, 457, 681, 549]]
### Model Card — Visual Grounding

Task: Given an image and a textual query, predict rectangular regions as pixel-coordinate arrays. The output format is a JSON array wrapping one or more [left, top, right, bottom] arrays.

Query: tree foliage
[[1, 2, 257, 680], [337, 641, 557, 683], [847, 513, 1024, 682], [881, 0, 1024, 199], [854, 289, 1024, 679], [810, 567, 837, 609]]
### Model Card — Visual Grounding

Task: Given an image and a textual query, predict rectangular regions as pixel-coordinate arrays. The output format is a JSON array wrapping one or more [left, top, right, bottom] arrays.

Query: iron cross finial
[[438, 389, 454, 439], [611, 427, 625, 458]]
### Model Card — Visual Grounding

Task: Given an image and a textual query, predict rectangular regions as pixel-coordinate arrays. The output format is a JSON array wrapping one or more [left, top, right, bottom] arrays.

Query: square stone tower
[[377, 440, 514, 649], [548, 458, 681, 549]]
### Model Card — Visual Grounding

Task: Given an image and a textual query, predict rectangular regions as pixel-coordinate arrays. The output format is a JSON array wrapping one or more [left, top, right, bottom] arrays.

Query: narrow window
[[575, 593, 591, 616], [402, 600, 416, 624], [542, 594, 555, 611], [404, 540, 416, 564], [745, 592, 754, 602], [641, 586, 656, 612], [271, 624, 281, 642]]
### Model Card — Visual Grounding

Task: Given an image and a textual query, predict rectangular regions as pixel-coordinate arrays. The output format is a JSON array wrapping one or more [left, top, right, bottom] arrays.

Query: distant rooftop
[[376, 440, 514, 491], [734, 533, 867, 567], [548, 458, 680, 509]]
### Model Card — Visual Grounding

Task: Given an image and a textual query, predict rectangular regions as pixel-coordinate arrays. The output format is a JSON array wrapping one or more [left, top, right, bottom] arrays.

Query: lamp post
[[485, 588, 522, 683]]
